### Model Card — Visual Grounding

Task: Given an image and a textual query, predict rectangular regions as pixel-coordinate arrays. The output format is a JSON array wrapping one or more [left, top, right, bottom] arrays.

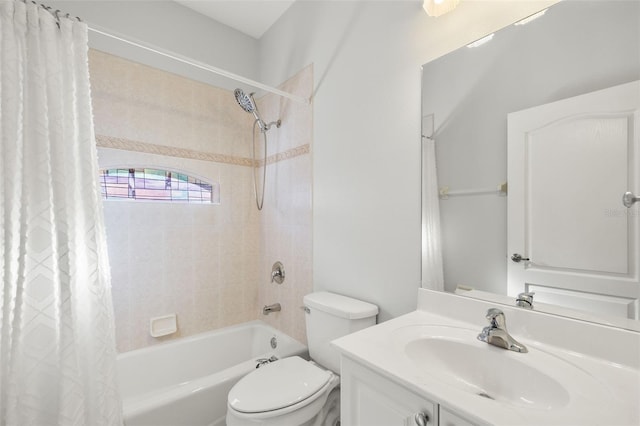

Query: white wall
[[259, 0, 557, 321]]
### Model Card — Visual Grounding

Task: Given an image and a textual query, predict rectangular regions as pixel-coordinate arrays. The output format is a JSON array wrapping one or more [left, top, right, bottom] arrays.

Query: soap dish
[[150, 314, 177, 337]]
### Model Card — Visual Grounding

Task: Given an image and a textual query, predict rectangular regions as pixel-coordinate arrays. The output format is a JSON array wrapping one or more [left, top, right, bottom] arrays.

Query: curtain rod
[[24, 0, 309, 105], [88, 26, 310, 106]]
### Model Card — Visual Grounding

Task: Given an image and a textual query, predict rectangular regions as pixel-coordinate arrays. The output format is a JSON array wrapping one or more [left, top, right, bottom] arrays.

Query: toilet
[[226, 291, 378, 426]]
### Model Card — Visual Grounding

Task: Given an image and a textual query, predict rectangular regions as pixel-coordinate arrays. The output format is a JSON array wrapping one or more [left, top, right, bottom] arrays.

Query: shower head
[[234, 88, 266, 132], [234, 89, 282, 211], [234, 88, 257, 114], [234, 88, 281, 133]]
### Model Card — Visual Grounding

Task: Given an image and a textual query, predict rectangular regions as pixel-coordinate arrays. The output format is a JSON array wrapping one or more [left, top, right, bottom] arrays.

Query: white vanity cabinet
[[341, 356, 478, 426], [340, 356, 436, 426], [438, 407, 476, 426]]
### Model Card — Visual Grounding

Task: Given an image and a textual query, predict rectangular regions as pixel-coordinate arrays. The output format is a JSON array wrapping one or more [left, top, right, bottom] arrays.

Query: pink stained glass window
[[99, 168, 218, 204]]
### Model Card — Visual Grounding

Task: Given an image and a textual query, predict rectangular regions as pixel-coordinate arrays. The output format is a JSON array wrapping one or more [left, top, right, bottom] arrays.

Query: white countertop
[[332, 289, 640, 426]]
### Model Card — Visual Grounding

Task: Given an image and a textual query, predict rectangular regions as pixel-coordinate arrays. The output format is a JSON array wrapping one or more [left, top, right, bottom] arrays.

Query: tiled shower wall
[[89, 50, 312, 352], [255, 70, 313, 344]]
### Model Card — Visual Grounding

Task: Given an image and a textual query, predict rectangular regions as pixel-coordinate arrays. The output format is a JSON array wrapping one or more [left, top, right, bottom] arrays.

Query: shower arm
[[262, 119, 282, 132]]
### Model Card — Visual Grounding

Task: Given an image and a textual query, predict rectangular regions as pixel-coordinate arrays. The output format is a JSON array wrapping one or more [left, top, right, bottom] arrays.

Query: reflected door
[[507, 81, 640, 319]]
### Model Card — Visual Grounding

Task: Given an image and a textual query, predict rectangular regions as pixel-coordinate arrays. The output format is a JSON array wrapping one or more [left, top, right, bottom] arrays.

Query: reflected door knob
[[623, 191, 640, 208], [511, 253, 530, 263], [414, 412, 429, 426]]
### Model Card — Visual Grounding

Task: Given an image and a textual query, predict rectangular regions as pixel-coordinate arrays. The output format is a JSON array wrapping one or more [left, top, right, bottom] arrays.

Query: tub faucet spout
[[262, 303, 281, 315], [477, 308, 528, 353]]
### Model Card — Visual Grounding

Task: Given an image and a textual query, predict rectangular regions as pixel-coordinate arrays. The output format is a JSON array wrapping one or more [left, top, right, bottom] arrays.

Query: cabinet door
[[341, 357, 437, 426], [439, 406, 476, 426]]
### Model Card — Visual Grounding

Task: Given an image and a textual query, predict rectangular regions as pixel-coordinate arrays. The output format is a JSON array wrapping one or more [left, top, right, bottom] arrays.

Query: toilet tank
[[303, 292, 378, 374]]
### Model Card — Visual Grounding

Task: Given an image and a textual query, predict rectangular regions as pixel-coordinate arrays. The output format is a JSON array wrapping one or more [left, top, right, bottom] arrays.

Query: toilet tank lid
[[303, 292, 378, 319]]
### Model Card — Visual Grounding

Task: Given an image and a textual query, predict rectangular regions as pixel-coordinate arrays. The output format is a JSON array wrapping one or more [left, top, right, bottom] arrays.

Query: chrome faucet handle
[[479, 308, 528, 353], [516, 291, 535, 309], [485, 308, 506, 329]]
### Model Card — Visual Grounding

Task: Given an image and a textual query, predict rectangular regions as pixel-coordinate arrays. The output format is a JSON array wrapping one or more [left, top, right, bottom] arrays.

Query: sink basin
[[393, 325, 599, 411]]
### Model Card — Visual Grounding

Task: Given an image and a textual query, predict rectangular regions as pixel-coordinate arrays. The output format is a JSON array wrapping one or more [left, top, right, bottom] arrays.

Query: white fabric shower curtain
[[0, 1, 122, 425], [421, 137, 444, 291]]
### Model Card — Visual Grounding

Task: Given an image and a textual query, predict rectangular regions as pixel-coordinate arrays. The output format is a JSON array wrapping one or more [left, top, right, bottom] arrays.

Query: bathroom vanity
[[332, 289, 640, 426]]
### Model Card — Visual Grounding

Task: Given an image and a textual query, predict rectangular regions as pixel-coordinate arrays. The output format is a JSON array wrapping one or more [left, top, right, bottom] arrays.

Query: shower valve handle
[[271, 261, 285, 284]]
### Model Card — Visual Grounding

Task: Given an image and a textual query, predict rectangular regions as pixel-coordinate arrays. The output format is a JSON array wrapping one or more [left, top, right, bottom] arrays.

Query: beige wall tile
[[91, 49, 312, 352]]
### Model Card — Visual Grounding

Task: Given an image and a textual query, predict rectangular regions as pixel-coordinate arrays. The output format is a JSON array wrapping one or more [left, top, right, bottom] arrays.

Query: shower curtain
[[422, 137, 444, 291], [0, 1, 122, 425]]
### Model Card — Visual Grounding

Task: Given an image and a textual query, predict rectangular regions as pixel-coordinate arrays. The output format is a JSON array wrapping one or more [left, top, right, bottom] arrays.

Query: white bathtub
[[117, 320, 307, 426]]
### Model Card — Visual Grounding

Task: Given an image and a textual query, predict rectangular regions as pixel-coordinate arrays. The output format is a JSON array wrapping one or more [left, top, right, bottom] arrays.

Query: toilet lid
[[228, 356, 332, 413]]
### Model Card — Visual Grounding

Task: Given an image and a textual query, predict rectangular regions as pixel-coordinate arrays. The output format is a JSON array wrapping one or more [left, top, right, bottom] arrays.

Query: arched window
[[99, 168, 219, 204]]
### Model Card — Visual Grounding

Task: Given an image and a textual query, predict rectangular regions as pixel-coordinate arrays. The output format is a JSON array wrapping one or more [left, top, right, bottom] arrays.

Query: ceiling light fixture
[[423, 0, 460, 17]]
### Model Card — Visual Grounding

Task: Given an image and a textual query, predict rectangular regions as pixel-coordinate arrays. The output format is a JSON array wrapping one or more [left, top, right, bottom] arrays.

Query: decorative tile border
[[96, 135, 309, 167], [262, 144, 310, 166]]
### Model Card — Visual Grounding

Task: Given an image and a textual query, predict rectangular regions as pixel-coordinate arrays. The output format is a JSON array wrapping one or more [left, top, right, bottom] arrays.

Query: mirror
[[421, 0, 640, 330]]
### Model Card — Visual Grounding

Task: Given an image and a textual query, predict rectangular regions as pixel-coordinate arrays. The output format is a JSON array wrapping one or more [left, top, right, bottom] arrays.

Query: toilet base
[[312, 387, 340, 426]]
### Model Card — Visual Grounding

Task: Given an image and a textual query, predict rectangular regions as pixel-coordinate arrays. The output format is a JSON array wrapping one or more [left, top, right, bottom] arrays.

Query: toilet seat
[[228, 356, 333, 414]]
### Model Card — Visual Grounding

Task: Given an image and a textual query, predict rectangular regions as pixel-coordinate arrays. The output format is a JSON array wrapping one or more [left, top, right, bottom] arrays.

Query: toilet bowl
[[226, 292, 378, 426], [226, 357, 340, 426]]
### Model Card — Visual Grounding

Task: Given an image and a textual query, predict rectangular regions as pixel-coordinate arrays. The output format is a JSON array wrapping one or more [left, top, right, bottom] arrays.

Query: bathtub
[[117, 320, 307, 426]]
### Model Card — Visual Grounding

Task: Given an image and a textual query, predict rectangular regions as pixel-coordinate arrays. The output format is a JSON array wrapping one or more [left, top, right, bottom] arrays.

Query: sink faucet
[[478, 308, 528, 353]]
